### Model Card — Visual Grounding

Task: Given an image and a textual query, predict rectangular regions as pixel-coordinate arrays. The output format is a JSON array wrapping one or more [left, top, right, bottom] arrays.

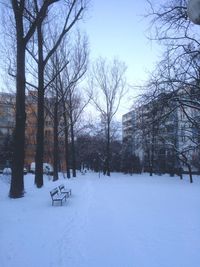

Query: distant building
[[122, 110, 135, 152], [0, 91, 66, 170], [0, 93, 15, 139], [122, 91, 200, 174], [0, 93, 15, 167]]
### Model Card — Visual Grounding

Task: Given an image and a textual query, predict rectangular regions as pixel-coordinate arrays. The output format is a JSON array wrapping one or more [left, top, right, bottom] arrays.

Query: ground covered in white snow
[[0, 172, 200, 267]]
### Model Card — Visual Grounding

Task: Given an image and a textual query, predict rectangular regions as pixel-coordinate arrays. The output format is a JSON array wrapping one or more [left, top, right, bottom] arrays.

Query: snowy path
[[0, 172, 200, 267]]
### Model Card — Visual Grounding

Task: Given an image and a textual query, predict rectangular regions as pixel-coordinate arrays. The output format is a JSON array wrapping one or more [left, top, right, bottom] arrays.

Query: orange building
[[25, 91, 60, 170], [0, 91, 66, 171]]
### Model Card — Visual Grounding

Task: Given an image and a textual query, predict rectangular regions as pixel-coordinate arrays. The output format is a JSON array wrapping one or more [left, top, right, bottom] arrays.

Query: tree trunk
[[106, 122, 110, 176], [180, 157, 193, 183], [35, 24, 44, 188], [10, 41, 26, 198], [187, 164, 193, 183], [63, 110, 70, 178], [69, 93, 76, 177], [149, 148, 153, 176], [53, 96, 59, 181], [178, 167, 183, 180], [150, 125, 155, 177], [10, 10, 25, 198], [35, 86, 45, 187], [70, 121, 76, 177]]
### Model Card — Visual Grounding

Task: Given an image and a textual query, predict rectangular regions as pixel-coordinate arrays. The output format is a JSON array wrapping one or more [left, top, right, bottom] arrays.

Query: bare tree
[[45, 31, 89, 179], [24, 0, 87, 187], [60, 31, 89, 178], [5, 0, 59, 198], [141, 0, 200, 181], [135, 65, 198, 182], [89, 58, 127, 176]]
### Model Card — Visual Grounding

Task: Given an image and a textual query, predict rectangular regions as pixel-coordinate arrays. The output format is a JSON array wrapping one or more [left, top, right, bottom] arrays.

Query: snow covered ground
[[0, 172, 200, 267]]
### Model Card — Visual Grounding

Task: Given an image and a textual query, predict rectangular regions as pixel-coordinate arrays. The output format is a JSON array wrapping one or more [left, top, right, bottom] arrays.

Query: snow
[[0, 172, 200, 267]]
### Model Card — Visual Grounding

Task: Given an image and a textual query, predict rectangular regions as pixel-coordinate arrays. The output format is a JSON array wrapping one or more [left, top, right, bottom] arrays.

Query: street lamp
[[187, 0, 200, 25]]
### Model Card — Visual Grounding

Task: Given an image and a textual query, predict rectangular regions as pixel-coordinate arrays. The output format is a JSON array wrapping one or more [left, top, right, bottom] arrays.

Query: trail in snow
[[58, 176, 95, 267]]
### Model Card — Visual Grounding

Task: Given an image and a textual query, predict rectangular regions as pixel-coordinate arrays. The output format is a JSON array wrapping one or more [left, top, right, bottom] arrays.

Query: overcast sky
[[81, 0, 163, 116]]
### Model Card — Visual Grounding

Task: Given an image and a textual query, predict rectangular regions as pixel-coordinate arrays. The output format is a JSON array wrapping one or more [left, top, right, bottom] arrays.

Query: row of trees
[[75, 132, 141, 174], [0, 1, 128, 198], [0, 0, 88, 198], [133, 0, 200, 182]]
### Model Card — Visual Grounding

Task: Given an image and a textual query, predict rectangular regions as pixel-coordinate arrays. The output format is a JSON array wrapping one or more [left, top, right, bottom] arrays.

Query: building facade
[[0, 91, 66, 171], [122, 92, 200, 174]]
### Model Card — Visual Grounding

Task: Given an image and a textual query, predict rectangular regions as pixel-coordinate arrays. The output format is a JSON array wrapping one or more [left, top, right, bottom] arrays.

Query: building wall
[[0, 93, 15, 167], [0, 92, 66, 171], [122, 93, 200, 174]]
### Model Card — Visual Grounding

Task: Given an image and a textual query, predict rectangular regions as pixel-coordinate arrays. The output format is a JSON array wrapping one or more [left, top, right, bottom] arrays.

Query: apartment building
[[122, 91, 200, 174], [0, 91, 66, 170], [0, 93, 15, 167], [0, 93, 15, 139]]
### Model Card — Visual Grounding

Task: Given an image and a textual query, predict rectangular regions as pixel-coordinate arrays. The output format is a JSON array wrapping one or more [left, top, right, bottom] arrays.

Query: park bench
[[50, 187, 67, 206], [59, 184, 72, 197]]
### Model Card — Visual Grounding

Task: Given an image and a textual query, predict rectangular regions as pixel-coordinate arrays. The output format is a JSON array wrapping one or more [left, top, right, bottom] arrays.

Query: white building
[[122, 90, 200, 174]]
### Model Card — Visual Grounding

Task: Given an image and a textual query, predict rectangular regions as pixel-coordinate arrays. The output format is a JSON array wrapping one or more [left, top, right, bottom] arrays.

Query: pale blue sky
[[82, 0, 162, 87], [0, 1, 163, 117], [81, 0, 163, 117]]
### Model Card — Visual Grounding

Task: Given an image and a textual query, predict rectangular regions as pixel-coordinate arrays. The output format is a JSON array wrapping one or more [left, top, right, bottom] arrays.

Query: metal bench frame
[[59, 184, 72, 197], [50, 188, 67, 206]]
